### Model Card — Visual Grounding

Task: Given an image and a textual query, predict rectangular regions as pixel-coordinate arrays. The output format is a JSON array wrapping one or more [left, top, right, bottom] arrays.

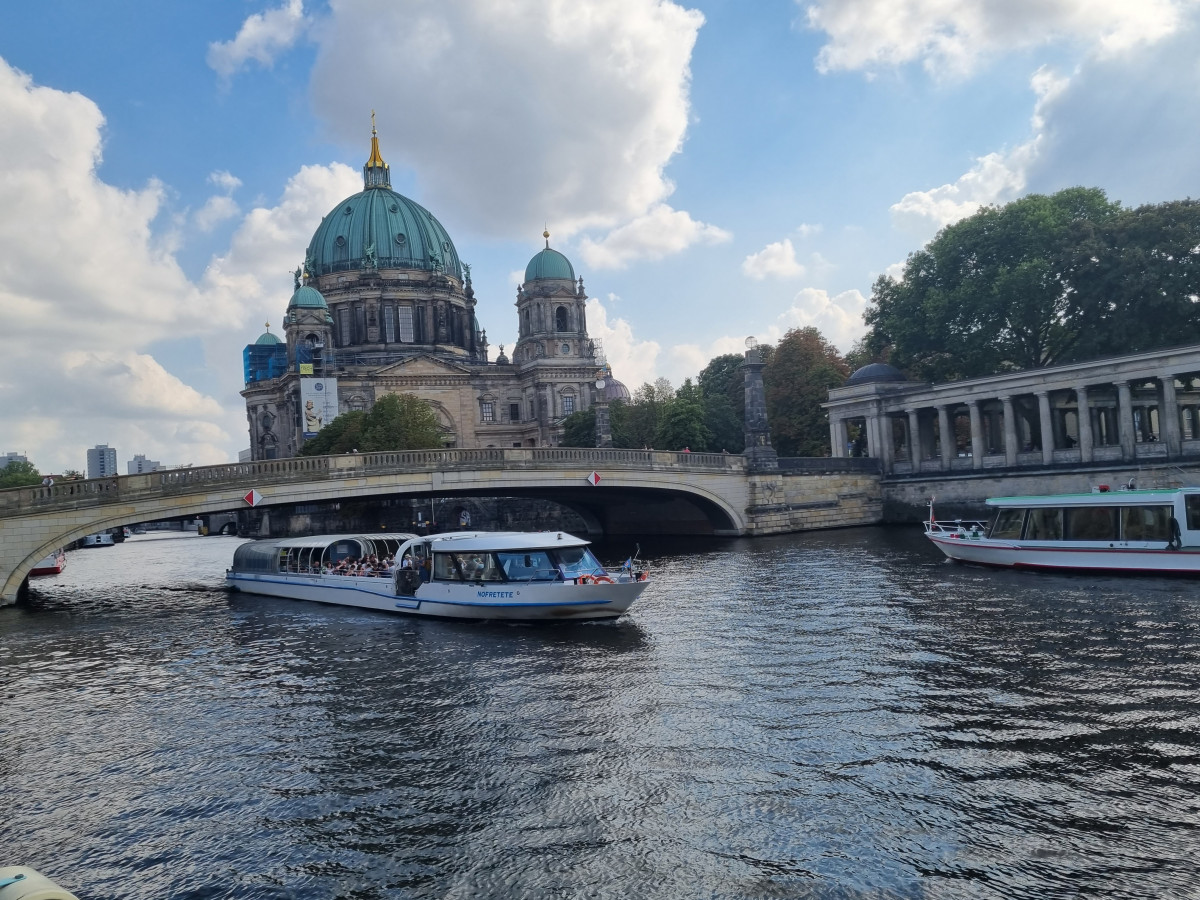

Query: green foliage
[[764, 327, 849, 456], [654, 378, 711, 451], [863, 188, 1200, 381], [560, 407, 597, 447], [0, 459, 42, 488], [300, 393, 442, 455], [617, 379, 675, 449], [698, 354, 745, 452]]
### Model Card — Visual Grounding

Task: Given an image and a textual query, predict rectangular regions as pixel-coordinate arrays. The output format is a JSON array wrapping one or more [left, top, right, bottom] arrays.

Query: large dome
[[306, 188, 462, 280]]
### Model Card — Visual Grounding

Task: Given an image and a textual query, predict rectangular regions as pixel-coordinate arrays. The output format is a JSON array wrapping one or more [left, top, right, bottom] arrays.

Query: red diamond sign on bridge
[[243, 489, 264, 507], [586, 471, 601, 487]]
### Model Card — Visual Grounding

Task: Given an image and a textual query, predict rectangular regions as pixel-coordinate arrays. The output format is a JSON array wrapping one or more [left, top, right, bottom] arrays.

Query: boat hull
[[30, 552, 66, 576], [225, 571, 647, 620], [927, 534, 1200, 574]]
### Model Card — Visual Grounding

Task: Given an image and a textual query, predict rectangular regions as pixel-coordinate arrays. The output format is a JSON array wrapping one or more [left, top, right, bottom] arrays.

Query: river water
[[3, 528, 1200, 899]]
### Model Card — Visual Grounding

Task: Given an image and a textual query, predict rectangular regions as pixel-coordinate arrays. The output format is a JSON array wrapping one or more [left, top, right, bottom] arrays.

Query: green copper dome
[[288, 284, 327, 309], [306, 188, 462, 279], [255, 329, 283, 345], [525, 243, 576, 283]]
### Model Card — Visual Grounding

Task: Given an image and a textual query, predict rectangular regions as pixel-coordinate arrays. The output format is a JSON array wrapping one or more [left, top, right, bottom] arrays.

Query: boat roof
[[241, 531, 592, 552], [987, 487, 1200, 507], [253, 533, 419, 549], [404, 530, 591, 552]]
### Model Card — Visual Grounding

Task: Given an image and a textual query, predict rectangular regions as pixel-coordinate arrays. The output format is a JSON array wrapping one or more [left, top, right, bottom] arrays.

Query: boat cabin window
[[1120, 505, 1172, 541], [1024, 508, 1062, 541], [497, 550, 559, 582], [554, 546, 605, 579], [434, 553, 462, 581], [1187, 495, 1200, 531], [990, 509, 1025, 539], [448, 552, 503, 582], [1065, 506, 1118, 541], [328, 540, 363, 565]]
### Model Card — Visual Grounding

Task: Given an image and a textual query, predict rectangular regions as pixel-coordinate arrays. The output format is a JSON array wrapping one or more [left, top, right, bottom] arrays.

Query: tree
[[698, 354, 745, 452], [863, 187, 1126, 380], [655, 378, 711, 451], [560, 408, 597, 447], [764, 327, 849, 456], [619, 379, 674, 449], [0, 460, 42, 488], [300, 393, 442, 455]]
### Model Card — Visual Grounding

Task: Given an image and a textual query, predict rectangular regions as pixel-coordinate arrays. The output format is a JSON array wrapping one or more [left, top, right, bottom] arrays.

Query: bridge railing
[[777, 457, 882, 474], [0, 448, 748, 515]]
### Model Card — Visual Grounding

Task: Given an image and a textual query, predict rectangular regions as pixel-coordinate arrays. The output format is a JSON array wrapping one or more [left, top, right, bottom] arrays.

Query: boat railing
[[924, 519, 988, 539]]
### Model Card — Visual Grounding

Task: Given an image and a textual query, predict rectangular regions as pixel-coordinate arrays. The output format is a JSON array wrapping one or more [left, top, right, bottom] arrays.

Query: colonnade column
[[906, 409, 921, 466], [1001, 395, 1019, 466], [1037, 391, 1054, 465], [1160, 374, 1182, 456], [937, 405, 952, 469], [829, 418, 845, 458], [1076, 385, 1093, 462], [1117, 381, 1136, 460], [968, 400, 983, 470]]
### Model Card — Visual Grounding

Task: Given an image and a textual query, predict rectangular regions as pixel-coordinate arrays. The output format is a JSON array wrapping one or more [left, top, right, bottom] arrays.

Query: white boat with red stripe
[[924, 484, 1200, 574]]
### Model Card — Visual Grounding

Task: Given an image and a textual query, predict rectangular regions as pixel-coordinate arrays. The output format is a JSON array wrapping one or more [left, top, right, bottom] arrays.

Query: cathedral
[[241, 122, 629, 459]]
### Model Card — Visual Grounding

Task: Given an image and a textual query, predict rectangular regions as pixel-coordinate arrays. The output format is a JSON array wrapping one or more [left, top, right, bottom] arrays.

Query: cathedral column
[[1117, 381, 1136, 460], [1076, 385, 1093, 462], [937, 405, 953, 470], [968, 400, 983, 469]]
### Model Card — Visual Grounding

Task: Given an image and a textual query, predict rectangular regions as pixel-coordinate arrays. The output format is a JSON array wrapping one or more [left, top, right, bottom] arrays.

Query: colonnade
[[825, 348, 1200, 476]]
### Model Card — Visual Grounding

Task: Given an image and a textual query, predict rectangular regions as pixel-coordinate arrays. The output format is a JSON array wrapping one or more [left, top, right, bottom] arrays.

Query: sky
[[2, 0, 1199, 473]]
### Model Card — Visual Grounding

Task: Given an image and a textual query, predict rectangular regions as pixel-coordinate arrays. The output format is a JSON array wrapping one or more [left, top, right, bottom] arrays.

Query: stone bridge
[[0, 448, 882, 603]]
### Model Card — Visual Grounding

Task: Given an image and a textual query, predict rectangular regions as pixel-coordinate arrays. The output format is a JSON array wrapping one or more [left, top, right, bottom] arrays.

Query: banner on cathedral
[[300, 378, 339, 438]]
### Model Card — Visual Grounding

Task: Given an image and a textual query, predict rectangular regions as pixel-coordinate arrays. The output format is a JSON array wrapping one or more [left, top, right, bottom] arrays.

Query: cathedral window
[[509, 403, 520, 422], [354, 306, 366, 343], [481, 401, 495, 423], [338, 308, 351, 347], [562, 394, 576, 415], [383, 305, 395, 343], [556, 306, 569, 331], [398, 306, 414, 342]]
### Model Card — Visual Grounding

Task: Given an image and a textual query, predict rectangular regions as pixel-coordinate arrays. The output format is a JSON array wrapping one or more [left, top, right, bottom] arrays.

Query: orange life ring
[[578, 574, 613, 585]]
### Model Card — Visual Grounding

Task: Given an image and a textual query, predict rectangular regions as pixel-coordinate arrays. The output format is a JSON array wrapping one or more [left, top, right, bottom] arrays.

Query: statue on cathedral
[[462, 262, 472, 282], [364, 242, 377, 268], [293, 266, 302, 289]]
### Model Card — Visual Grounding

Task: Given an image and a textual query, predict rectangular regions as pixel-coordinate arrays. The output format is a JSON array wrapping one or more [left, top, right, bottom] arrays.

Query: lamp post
[[594, 371, 612, 448]]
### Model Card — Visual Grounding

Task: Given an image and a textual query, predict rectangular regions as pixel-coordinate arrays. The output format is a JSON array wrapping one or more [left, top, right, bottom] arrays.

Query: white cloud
[[207, 0, 309, 80], [194, 195, 241, 232], [586, 296, 661, 390], [742, 238, 805, 280], [208, 170, 243, 193], [579, 204, 731, 269], [311, 0, 710, 256], [0, 58, 365, 471], [804, 0, 1189, 76], [889, 65, 1068, 235], [775, 288, 869, 355], [795, 223, 823, 238]]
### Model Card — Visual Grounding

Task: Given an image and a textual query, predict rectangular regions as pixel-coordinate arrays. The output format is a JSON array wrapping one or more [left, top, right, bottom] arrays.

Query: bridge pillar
[[741, 342, 778, 471]]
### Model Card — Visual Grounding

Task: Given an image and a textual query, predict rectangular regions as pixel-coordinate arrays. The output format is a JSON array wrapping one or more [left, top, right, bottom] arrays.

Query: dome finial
[[364, 111, 391, 189], [543, 226, 550, 248]]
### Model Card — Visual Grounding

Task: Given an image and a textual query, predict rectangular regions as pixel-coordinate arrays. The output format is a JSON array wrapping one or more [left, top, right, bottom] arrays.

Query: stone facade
[[241, 127, 622, 459], [826, 345, 1200, 477]]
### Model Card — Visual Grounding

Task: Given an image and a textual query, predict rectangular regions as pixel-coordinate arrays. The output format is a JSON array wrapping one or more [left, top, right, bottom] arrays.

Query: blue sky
[[2, 0, 1199, 472]]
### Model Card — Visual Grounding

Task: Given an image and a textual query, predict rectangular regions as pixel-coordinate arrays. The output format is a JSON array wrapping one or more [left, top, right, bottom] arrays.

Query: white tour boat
[[225, 531, 650, 621], [924, 484, 1200, 574], [30, 549, 66, 576]]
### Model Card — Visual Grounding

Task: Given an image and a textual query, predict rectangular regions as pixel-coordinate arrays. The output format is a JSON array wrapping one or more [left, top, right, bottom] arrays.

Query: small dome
[[288, 285, 327, 309], [525, 241, 576, 283], [255, 329, 283, 346], [605, 378, 631, 402], [846, 362, 907, 386]]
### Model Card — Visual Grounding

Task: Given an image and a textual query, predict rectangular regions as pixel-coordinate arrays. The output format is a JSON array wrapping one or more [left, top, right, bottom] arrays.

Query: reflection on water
[[3, 529, 1200, 898]]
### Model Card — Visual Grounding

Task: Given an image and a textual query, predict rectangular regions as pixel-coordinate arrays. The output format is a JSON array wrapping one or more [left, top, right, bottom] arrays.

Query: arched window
[[555, 306, 569, 331]]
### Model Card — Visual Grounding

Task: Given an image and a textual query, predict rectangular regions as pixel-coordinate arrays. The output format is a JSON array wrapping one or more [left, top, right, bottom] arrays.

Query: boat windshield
[[553, 546, 606, 580], [496, 550, 559, 582]]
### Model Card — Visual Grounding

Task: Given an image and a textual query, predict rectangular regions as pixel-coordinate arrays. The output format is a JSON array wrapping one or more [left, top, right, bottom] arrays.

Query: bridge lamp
[[745, 336, 758, 350]]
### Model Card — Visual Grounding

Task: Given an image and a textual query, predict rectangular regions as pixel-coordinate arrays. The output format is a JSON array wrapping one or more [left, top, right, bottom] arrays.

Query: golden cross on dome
[[371, 109, 376, 134]]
